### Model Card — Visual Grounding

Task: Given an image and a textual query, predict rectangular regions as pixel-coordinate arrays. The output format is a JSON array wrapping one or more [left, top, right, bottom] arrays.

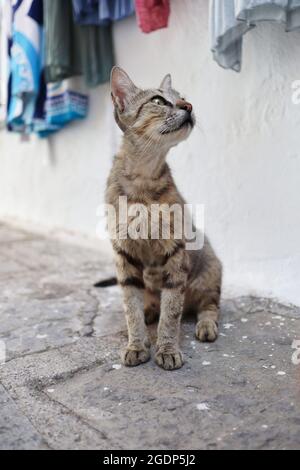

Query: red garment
[[135, 0, 170, 34]]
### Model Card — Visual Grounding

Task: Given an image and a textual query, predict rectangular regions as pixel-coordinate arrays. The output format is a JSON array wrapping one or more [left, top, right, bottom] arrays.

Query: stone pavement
[[0, 222, 299, 450]]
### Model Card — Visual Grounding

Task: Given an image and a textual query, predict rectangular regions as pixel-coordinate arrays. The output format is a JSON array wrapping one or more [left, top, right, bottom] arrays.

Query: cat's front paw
[[155, 348, 184, 371], [122, 346, 150, 367], [195, 319, 218, 343]]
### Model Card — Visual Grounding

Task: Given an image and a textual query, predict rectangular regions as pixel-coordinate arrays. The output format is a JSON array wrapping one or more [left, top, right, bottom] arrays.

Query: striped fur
[[106, 68, 222, 370]]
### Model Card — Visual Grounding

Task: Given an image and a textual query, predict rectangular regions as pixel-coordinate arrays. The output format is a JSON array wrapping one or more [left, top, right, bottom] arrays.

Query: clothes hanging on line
[[8, 0, 47, 134], [210, 0, 300, 72], [72, 0, 135, 25], [0, 0, 11, 127], [46, 78, 89, 129], [135, 0, 170, 34], [44, 0, 114, 87], [7, 0, 89, 137], [1, 0, 171, 137]]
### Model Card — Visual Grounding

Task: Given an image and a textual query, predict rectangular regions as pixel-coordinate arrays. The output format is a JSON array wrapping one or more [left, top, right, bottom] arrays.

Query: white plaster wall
[[1, 0, 300, 305]]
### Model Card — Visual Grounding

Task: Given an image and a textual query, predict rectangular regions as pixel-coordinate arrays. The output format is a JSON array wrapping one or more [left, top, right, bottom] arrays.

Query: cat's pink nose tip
[[176, 99, 193, 113]]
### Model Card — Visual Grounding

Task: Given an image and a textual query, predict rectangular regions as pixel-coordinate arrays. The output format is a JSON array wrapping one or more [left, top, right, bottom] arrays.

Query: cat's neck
[[119, 134, 169, 181]]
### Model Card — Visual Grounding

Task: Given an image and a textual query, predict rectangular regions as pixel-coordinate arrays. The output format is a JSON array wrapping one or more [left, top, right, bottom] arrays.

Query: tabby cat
[[103, 67, 222, 371]]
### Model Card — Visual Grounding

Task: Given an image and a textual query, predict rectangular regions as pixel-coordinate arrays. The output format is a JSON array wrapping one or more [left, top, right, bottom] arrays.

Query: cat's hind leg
[[186, 249, 222, 343], [194, 281, 221, 343], [196, 304, 219, 343]]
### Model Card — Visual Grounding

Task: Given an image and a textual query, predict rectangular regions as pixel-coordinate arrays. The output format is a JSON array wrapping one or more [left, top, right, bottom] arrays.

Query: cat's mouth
[[161, 116, 194, 135]]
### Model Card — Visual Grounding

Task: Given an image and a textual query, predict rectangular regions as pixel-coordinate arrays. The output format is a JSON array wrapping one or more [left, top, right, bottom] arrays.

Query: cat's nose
[[176, 99, 193, 113]]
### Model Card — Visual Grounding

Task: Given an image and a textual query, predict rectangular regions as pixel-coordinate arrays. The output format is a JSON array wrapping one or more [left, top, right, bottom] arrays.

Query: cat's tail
[[94, 277, 118, 288]]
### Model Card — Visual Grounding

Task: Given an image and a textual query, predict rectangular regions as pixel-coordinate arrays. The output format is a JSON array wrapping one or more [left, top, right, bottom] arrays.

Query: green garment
[[43, 0, 114, 87]]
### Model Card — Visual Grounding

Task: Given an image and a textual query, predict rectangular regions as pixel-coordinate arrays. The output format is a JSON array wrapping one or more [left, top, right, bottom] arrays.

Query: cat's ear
[[160, 74, 172, 92], [111, 67, 138, 113]]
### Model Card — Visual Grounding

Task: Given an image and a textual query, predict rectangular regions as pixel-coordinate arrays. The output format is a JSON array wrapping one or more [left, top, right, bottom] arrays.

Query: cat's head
[[110, 67, 195, 150]]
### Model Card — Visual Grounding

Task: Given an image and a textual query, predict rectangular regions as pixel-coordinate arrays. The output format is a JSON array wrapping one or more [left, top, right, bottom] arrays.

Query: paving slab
[[0, 383, 46, 450], [1, 304, 300, 450], [0, 232, 121, 361], [0, 223, 299, 450]]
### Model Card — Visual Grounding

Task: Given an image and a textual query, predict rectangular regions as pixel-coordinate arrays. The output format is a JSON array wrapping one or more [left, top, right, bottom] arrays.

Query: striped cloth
[[210, 0, 300, 71], [45, 79, 88, 129]]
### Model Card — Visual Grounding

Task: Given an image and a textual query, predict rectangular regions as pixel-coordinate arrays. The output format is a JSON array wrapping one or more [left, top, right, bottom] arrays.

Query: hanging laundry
[[210, 0, 300, 72], [45, 78, 89, 129], [7, 0, 89, 137], [7, 0, 46, 134], [44, 0, 114, 87], [99, 0, 135, 23], [0, 0, 11, 127], [72, 0, 135, 25], [135, 0, 170, 34]]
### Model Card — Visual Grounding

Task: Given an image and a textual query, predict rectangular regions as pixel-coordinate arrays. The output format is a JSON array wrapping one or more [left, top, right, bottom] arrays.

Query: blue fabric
[[45, 81, 89, 128], [72, 0, 135, 25], [8, 0, 47, 133], [7, 0, 89, 137]]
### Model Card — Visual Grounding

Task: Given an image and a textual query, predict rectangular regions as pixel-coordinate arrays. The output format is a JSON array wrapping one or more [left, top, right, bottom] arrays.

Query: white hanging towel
[[210, 0, 300, 71]]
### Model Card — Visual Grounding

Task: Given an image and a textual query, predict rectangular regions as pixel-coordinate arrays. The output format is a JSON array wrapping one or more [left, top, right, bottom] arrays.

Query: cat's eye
[[151, 96, 166, 106]]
